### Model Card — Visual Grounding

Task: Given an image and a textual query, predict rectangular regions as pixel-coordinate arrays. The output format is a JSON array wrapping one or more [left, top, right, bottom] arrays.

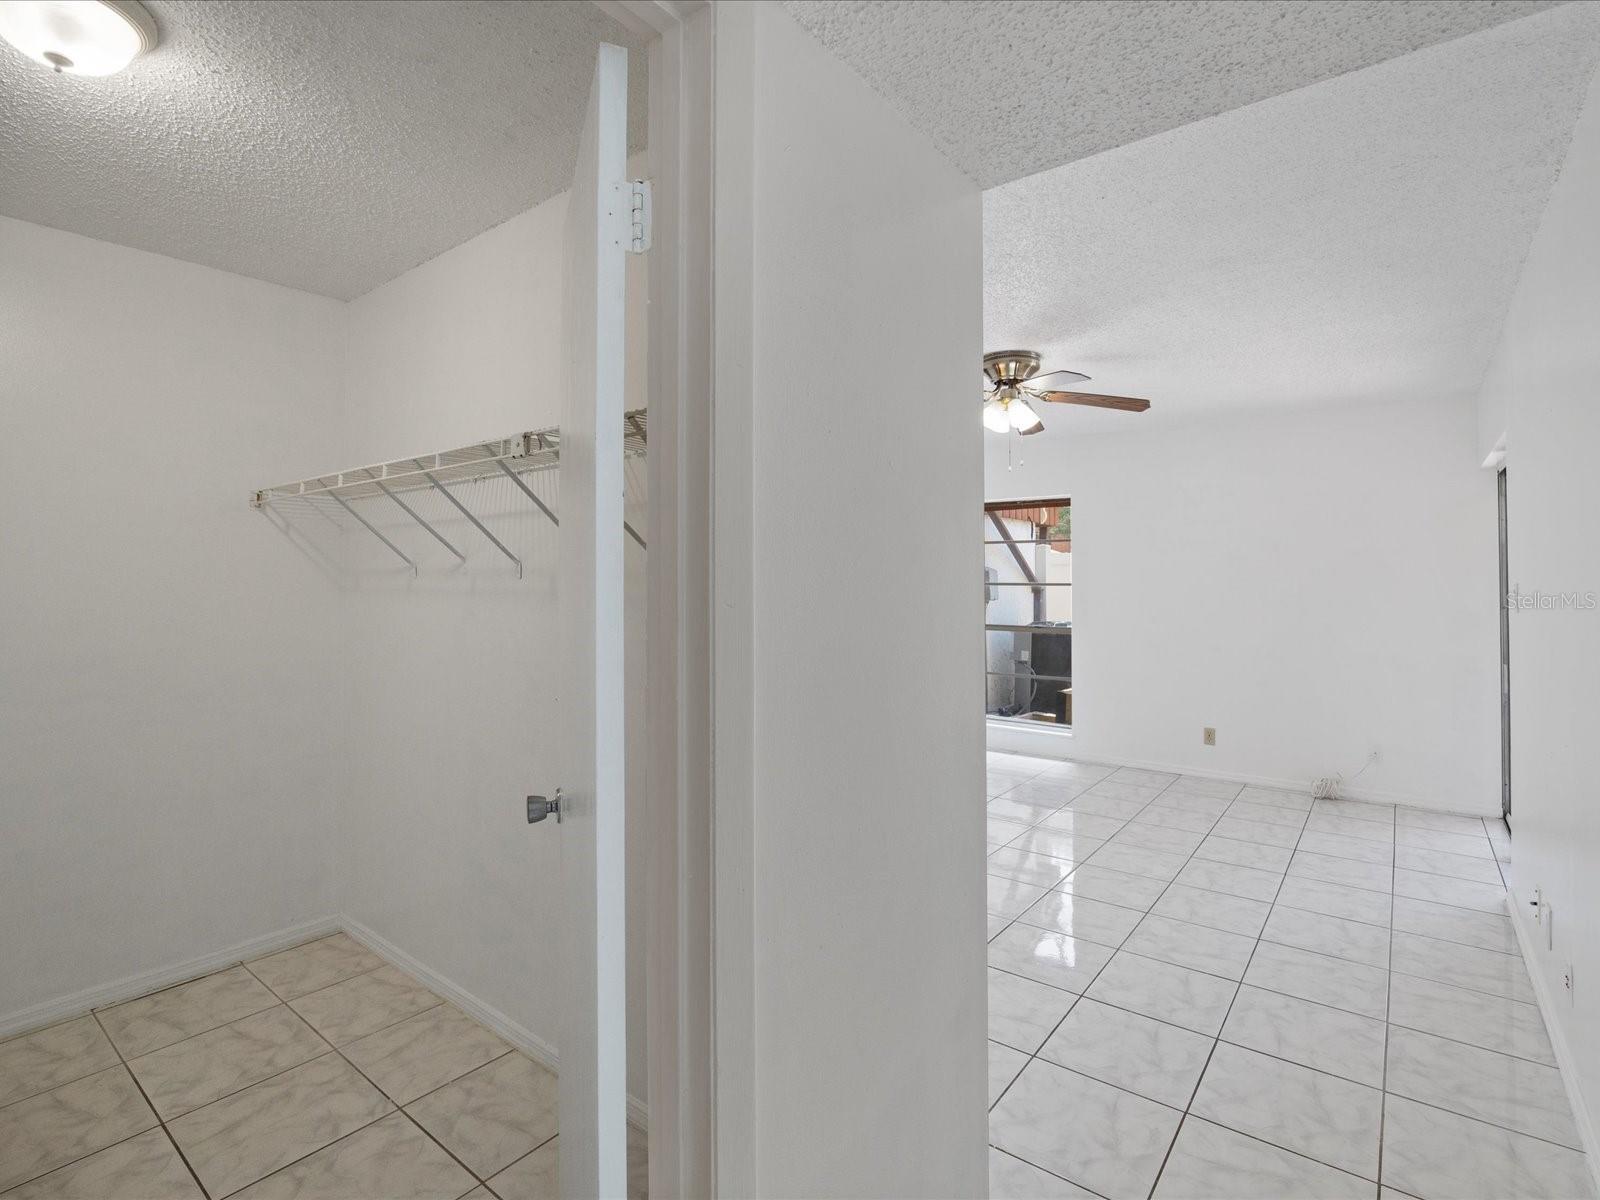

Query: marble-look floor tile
[[988, 914, 1012, 941], [1211, 815, 1302, 849], [1016, 891, 1144, 948], [1110, 767, 1179, 788], [289, 965, 441, 1047], [988, 968, 1077, 1053], [481, 1129, 646, 1200], [3, 1127, 201, 1200], [167, 1053, 391, 1199], [1273, 876, 1392, 927], [0, 1067, 157, 1193], [1303, 813, 1394, 844], [1166, 776, 1244, 800], [990, 797, 1060, 825], [1395, 825, 1495, 859], [1311, 798, 1394, 825], [231, 1111, 474, 1200], [1111, 822, 1204, 856], [1387, 972, 1554, 1066], [989, 816, 1035, 847], [1390, 931, 1534, 1003], [1152, 1117, 1373, 1199], [1038, 760, 1116, 784], [1385, 1026, 1580, 1148], [990, 1058, 1182, 1199], [1124, 915, 1257, 981], [1006, 779, 1092, 809], [1131, 805, 1218, 835], [1392, 896, 1517, 954], [1288, 851, 1393, 894], [1174, 858, 1283, 902], [989, 1041, 1029, 1107], [1192, 836, 1293, 873], [1392, 869, 1506, 914], [97, 967, 279, 1059], [1296, 830, 1394, 866], [1191, 1042, 1381, 1180], [1052, 866, 1168, 911], [1038, 998, 1212, 1107], [989, 847, 1077, 889], [1403, 808, 1491, 833], [1039, 809, 1128, 840], [405, 1052, 558, 1178], [1150, 885, 1270, 937], [1007, 827, 1108, 864], [1085, 952, 1238, 1036], [989, 874, 1050, 918], [1242, 941, 1388, 1020], [1381, 1095, 1593, 1200], [486, 1135, 559, 1200], [1261, 905, 1390, 969], [1237, 786, 1312, 812], [1067, 793, 1153, 822], [1394, 845, 1504, 885], [989, 1147, 1099, 1199], [1149, 792, 1233, 819], [1220, 986, 1386, 1088], [129, 1005, 327, 1120], [988, 926, 1117, 994], [1224, 799, 1308, 828], [246, 936, 387, 1003], [1084, 843, 1187, 881], [0, 1016, 119, 1108], [341, 1004, 511, 1106]]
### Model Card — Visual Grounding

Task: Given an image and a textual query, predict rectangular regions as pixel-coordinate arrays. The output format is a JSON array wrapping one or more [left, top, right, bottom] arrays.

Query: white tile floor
[[985, 751, 1594, 1200], [0, 934, 645, 1199]]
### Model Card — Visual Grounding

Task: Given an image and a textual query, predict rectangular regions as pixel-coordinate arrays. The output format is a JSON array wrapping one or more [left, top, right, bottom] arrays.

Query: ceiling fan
[[982, 350, 1151, 435]]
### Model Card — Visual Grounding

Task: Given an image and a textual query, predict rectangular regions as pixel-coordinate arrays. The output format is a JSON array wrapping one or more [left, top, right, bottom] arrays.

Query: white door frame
[[593, 3, 718, 1196]]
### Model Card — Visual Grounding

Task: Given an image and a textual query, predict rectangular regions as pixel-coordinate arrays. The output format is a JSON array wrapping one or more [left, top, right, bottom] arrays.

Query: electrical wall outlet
[[1203, 727, 1216, 746]]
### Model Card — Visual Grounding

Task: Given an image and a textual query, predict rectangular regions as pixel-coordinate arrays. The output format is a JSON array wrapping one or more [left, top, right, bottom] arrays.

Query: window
[[984, 498, 1072, 727]]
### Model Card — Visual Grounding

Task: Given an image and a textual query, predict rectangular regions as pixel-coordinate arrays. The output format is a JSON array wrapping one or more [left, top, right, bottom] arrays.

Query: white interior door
[[559, 40, 629, 1200]]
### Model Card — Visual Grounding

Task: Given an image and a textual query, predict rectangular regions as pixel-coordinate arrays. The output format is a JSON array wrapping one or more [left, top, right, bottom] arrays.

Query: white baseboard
[[0, 915, 342, 1040], [985, 723, 1500, 817], [338, 916, 648, 1131], [1508, 889, 1600, 1196]]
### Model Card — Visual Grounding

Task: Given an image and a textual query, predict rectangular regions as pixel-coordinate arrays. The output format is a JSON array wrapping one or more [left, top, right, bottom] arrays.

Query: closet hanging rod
[[251, 409, 647, 508]]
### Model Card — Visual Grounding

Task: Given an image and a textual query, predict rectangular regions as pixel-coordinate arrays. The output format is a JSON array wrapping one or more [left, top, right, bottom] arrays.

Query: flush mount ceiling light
[[0, 0, 157, 76]]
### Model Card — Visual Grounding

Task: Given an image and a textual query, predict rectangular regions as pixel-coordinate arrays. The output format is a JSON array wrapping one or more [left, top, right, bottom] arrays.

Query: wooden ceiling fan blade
[[1037, 391, 1151, 412], [1018, 421, 1046, 436]]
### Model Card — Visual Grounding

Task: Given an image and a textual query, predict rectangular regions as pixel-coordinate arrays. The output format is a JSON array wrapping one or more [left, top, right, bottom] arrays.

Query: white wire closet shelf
[[253, 409, 647, 576]]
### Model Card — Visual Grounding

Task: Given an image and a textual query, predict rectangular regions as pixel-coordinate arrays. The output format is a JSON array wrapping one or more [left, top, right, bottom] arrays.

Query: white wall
[[0, 215, 348, 1024], [338, 190, 651, 1105], [715, 5, 987, 1195], [986, 396, 1499, 811], [1475, 60, 1600, 1167]]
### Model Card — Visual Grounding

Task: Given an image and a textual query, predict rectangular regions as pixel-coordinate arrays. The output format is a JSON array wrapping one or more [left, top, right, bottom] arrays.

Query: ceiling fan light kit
[[981, 349, 1152, 435]]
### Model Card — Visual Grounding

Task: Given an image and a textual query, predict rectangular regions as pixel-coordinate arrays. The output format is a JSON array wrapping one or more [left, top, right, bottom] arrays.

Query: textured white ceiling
[[784, 0, 1557, 189], [0, 1, 648, 299], [981, 3, 1600, 434]]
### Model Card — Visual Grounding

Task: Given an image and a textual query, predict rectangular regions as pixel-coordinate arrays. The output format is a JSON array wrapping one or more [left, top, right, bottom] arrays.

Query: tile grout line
[[87, 1006, 215, 1200], [987, 755, 1563, 1195], [1143, 775, 1323, 1198], [235, 958, 513, 1194]]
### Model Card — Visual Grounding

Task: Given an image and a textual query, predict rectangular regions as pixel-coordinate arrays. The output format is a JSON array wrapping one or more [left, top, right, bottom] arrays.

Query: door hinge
[[625, 179, 651, 254]]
